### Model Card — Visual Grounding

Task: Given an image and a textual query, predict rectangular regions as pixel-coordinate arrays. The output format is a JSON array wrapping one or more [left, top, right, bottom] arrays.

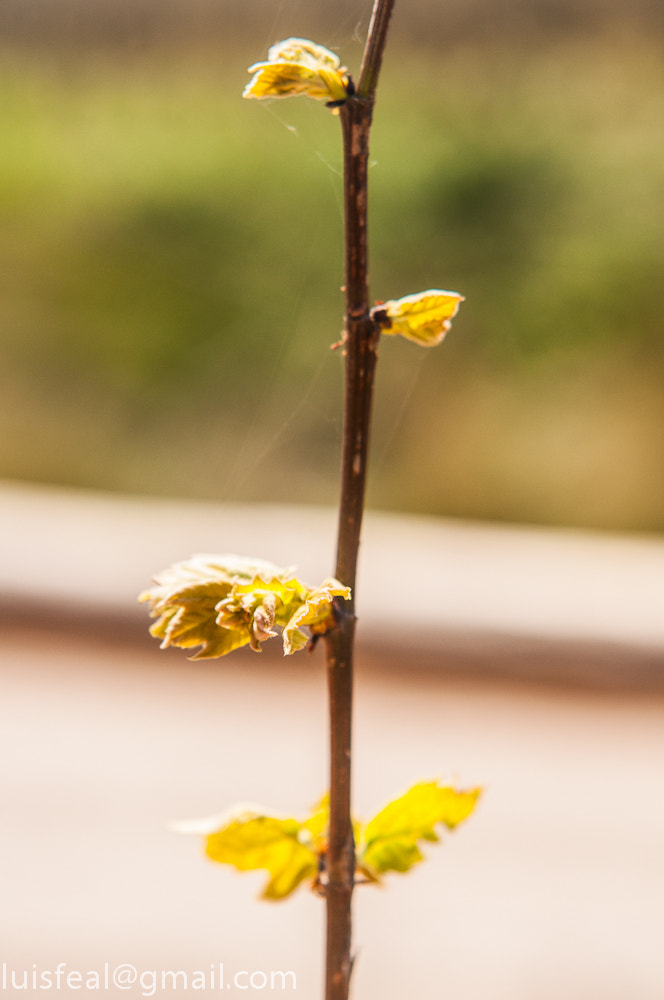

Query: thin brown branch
[[357, 0, 396, 100], [323, 2, 396, 999], [334, 96, 378, 595]]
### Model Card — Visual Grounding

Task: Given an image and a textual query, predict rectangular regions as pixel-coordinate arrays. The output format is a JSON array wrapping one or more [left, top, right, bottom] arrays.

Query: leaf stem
[[323, 2, 395, 998]]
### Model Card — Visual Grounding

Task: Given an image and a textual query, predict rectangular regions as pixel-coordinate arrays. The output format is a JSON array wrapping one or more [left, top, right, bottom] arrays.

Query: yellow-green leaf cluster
[[139, 554, 350, 659], [180, 781, 480, 900], [372, 290, 464, 347], [243, 38, 350, 104]]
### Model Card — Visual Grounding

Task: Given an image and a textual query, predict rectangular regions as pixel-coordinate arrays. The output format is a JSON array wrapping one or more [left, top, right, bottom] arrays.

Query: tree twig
[[323, 2, 396, 998]]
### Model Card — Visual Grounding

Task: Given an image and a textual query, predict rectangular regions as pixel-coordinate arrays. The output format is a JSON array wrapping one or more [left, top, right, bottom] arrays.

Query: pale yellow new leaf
[[372, 290, 464, 347], [299, 796, 329, 849], [140, 571, 237, 659], [359, 780, 481, 877], [204, 811, 318, 900], [140, 554, 294, 658], [140, 555, 351, 659], [282, 578, 351, 655], [215, 574, 308, 652], [244, 37, 349, 104]]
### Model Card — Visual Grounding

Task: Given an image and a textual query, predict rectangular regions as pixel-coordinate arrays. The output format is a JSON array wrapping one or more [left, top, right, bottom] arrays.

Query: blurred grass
[[1, 28, 663, 530]]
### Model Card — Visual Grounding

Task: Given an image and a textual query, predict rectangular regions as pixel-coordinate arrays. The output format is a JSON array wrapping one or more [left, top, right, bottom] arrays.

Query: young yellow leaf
[[282, 577, 351, 655], [358, 780, 481, 877], [214, 574, 308, 653], [140, 555, 288, 658], [203, 809, 319, 901], [372, 290, 464, 347], [244, 37, 349, 104], [300, 796, 329, 845], [140, 555, 351, 659], [178, 782, 479, 899]]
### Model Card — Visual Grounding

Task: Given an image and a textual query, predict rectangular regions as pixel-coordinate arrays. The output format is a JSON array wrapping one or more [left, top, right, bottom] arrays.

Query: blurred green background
[[2, 0, 663, 530]]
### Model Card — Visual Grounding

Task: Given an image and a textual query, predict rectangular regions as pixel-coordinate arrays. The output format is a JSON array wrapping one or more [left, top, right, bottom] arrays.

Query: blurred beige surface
[[1, 626, 664, 999], [1, 480, 664, 998], [1, 479, 663, 687]]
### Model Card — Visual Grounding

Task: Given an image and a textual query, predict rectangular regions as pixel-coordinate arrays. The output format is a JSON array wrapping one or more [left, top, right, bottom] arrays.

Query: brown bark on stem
[[323, 3, 395, 999]]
